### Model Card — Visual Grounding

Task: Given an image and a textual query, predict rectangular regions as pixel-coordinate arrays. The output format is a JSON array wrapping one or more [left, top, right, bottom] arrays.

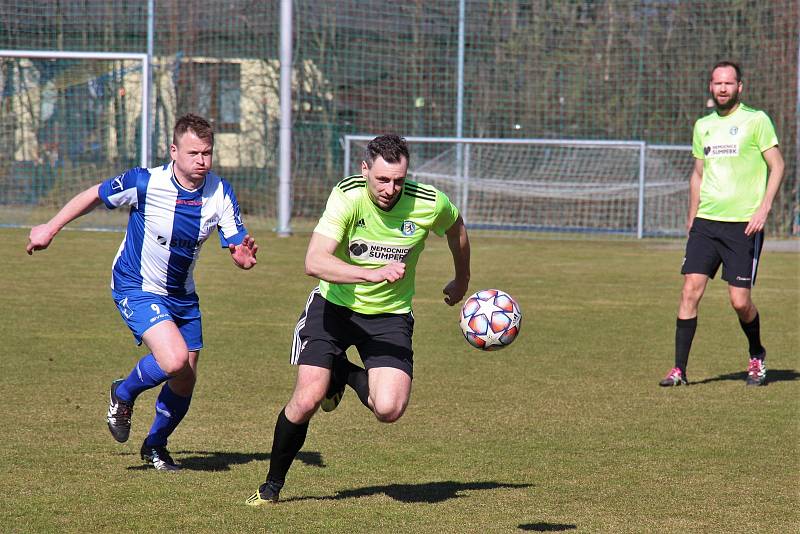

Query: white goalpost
[[344, 135, 692, 239], [0, 49, 151, 229], [0, 49, 151, 168]]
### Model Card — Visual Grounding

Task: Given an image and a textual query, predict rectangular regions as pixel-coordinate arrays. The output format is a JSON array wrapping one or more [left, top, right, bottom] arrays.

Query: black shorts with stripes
[[290, 288, 414, 378], [681, 217, 764, 288]]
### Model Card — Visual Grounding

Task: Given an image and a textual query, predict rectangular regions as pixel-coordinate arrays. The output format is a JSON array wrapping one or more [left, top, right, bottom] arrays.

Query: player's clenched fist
[[371, 261, 406, 283]]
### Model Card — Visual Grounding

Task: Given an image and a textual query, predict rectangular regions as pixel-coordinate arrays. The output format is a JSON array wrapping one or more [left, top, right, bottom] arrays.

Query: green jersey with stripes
[[313, 175, 459, 314], [692, 104, 779, 221]]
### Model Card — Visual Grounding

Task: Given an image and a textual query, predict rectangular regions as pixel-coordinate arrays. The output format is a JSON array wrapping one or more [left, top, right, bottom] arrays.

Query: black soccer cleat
[[107, 379, 134, 443], [140, 440, 180, 471]]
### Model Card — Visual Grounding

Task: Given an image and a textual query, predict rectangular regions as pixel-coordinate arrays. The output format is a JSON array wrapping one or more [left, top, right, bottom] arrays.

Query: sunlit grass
[[1, 228, 797, 532]]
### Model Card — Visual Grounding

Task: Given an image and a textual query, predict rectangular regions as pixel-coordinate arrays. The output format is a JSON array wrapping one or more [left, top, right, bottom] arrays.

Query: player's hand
[[685, 215, 695, 235], [229, 234, 258, 269], [369, 262, 406, 283], [443, 278, 468, 306], [26, 224, 57, 255], [744, 206, 769, 236]]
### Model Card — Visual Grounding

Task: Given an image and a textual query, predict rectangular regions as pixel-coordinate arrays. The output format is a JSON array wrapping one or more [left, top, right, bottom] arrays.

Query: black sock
[[675, 317, 697, 375], [739, 313, 765, 358], [342, 359, 370, 408], [266, 408, 308, 486]]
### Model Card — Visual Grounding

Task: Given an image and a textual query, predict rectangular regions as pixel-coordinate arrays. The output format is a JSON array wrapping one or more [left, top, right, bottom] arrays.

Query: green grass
[[1, 227, 798, 533]]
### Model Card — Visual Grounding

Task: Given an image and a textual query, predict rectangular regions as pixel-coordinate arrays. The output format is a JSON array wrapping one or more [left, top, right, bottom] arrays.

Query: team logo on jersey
[[401, 220, 416, 236], [355, 218, 366, 229], [349, 240, 370, 258], [729, 126, 738, 135], [111, 175, 124, 191], [348, 239, 411, 263]]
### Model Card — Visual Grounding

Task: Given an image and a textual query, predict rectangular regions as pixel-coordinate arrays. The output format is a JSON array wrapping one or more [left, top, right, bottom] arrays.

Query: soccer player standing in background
[[27, 114, 259, 469], [246, 134, 470, 504], [659, 61, 784, 387]]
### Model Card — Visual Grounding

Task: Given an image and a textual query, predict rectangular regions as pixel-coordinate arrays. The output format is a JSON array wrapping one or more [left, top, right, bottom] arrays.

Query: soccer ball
[[459, 289, 522, 351]]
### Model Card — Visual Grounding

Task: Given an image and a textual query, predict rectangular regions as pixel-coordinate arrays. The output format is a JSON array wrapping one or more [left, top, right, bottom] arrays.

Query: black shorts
[[289, 288, 414, 378], [681, 218, 764, 288]]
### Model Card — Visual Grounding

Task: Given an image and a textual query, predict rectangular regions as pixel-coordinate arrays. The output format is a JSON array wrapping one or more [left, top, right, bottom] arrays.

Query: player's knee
[[287, 391, 322, 420], [730, 294, 753, 314], [372, 399, 407, 423], [680, 284, 702, 303], [157, 350, 191, 375]]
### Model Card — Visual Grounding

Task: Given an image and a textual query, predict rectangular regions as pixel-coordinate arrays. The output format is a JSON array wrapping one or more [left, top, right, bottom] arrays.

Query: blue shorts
[[111, 290, 203, 350]]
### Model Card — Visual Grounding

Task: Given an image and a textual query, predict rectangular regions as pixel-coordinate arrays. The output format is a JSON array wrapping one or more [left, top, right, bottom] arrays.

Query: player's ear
[[361, 160, 368, 174]]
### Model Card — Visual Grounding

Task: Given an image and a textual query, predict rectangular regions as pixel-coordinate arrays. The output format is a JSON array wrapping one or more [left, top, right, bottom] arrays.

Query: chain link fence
[[1, 1, 797, 236]]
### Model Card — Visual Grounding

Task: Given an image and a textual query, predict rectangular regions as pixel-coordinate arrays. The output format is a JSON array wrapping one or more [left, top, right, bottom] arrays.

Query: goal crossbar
[[344, 135, 691, 239]]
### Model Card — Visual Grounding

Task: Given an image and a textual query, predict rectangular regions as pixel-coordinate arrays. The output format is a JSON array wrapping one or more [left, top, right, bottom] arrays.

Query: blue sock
[[144, 383, 192, 447], [115, 353, 170, 403]]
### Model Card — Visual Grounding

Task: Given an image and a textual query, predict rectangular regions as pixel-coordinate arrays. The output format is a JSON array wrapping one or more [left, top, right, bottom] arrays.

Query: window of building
[[177, 62, 240, 133]]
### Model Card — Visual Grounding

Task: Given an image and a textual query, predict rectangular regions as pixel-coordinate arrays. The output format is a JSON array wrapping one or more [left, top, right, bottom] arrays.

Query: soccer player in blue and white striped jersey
[[27, 114, 259, 470]]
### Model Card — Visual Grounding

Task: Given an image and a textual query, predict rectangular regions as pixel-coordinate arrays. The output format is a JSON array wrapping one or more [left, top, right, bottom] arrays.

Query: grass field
[[1, 227, 798, 533]]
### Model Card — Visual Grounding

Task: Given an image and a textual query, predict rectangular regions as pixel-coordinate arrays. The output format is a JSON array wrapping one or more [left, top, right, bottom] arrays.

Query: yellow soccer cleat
[[245, 482, 281, 506]]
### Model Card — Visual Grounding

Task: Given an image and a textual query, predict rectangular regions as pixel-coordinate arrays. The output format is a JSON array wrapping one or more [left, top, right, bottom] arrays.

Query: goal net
[[0, 51, 149, 230], [345, 136, 692, 238]]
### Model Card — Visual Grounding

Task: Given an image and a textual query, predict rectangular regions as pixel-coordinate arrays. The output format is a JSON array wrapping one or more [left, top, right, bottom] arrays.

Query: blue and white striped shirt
[[98, 161, 248, 296]]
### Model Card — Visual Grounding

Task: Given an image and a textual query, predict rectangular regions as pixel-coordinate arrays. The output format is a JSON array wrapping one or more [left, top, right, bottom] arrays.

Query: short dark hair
[[364, 134, 409, 168], [173, 113, 214, 146], [710, 61, 742, 82]]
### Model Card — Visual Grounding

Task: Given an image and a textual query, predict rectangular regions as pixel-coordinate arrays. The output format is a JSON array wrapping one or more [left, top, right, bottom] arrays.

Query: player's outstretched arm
[[305, 232, 405, 284], [745, 146, 784, 236], [443, 215, 470, 306], [26, 184, 103, 255], [228, 234, 259, 269]]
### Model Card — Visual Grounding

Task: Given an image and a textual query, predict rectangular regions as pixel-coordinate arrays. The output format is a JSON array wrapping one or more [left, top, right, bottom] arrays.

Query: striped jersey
[[98, 161, 248, 296], [313, 175, 459, 314]]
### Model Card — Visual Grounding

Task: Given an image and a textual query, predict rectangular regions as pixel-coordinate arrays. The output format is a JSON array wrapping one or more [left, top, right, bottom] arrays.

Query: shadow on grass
[[692, 368, 799, 385], [518, 523, 577, 532], [125, 450, 324, 472], [282, 480, 532, 504]]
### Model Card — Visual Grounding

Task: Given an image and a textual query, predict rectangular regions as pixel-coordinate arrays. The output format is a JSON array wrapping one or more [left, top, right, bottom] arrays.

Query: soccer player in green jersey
[[246, 135, 471, 504], [659, 61, 784, 388]]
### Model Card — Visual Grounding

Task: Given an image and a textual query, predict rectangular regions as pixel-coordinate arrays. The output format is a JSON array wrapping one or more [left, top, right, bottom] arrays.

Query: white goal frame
[[0, 49, 151, 168], [344, 134, 691, 239]]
